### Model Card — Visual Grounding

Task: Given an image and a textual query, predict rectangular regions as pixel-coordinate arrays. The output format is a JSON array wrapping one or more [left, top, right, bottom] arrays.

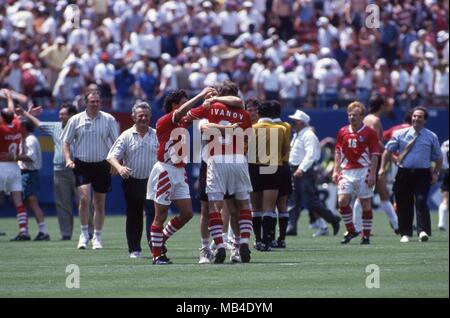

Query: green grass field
[[0, 212, 448, 298]]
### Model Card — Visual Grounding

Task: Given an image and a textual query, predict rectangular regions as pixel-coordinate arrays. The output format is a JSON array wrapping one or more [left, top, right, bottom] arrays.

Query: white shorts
[[0, 162, 22, 193], [146, 162, 191, 206], [338, 167, 373, 199], [206, 155, 253, 201]]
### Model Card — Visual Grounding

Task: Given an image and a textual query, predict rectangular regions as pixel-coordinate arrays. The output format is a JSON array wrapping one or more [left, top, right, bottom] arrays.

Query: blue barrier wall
[[1, 108, 448, 217]]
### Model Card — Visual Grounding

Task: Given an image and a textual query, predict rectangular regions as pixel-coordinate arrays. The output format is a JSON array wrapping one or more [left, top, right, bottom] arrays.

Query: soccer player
[[332, 101, 381, 245], [352, 95, 399, 235], [0, 89, 30, 240], [249, 101, 289, 251], [438, 139, 449, 231], [185, 81, 254, 263], [147, 87, 215, 265]]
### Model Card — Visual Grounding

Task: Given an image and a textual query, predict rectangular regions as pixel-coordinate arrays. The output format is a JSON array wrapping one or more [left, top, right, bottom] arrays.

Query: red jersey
[[383, 123, 411, 142], [156, 110, 189, 167], [187, 103, 252, 157], [336, 125, 381, 170], [0, 117, 21, 161]]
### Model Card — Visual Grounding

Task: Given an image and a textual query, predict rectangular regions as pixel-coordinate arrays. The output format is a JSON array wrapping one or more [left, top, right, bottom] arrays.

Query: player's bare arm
[[173, 87, 216, 123], [368, 154, 379, 188], [332, 151, 341, 184], [206, 95, 244, 108]]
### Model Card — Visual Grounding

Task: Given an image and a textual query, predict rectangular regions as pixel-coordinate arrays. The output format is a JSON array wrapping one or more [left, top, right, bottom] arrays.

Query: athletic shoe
[[270, 240, 278, 248], [332, 217, 341, 236], [390, 222, 400, 235], [92, 235, 103, 249], [239, 243, 251, 263], [438, 226, 446, 232], [209, 240, 216, 251], [340, 231, 360, 244], [153, 255, 172, 265], [0, 232, 6, 236], [286, 225, 297, 236], [198, 247, 214, 264], [230, 244, 241, 263], [360, 236, 370, 245], [10, 233, 31, 241], [419, 231, 429, 242], [61, 235, 71, 241], [400, 235, 410, 243], [34, 232, 50, 241], [259, 243, 272, 252], [77, 233, 89, 249], [313, 228, 329, 238], [129, 251, 141, 258], [253, 241, 263, 251], [275, 239, 286, 248], [308, 220, 321, 229], [214, 247, 226, 264]]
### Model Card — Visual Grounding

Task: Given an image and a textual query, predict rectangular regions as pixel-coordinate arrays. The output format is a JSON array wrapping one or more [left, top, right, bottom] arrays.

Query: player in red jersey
[[146, 87, 215, 265], [0, 89, 30, 240], [332, 101, 381, 245], [185, 81, 254, 263]]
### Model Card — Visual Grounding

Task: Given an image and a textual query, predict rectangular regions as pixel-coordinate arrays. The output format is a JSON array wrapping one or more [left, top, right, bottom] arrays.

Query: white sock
[[318, 218, 327, 229], [380, 200, 399, 230], [38, 222, 48, 234], [81, 225, 89, 238], [227, 224, 234, 243], [94, 230, 102, 238], [438, 202, 448, 229], [201, 238, 209, 249], [353, 199, 362, 233]]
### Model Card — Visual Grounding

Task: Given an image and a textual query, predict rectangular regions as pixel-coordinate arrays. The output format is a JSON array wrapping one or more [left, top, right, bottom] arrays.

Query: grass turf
[[0, 212, 448, 298]]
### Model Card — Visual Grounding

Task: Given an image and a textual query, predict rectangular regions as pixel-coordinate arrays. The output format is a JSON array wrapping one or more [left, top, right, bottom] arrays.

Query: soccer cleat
[[360, 237, 371, 245], [34, 232, 50, 241], [239, 243, 251, 263], [286, 225, 297, 236], [259, 243, 272, 252], [419, 231, 429, 242], [308, 220, 321, 229], [275, 239, 286, 248], [10, 233, 31, 241], [313, 228, 329, 238], [153, 255, 172, 265], [198, 247, 215, 264], [77, 233, 89, 249], [332, 217, 341, 236], [0, 232, 6, 236], [214, 247, 226, 264], [400, 235, 410, 243], [129, 251, 141, 259], [230, 244, 241, 263], [270, 240, 278, 248], [253, 241, 263, 251], [340, 231, 360, 244], [61, 235, 71, 241], [92, 235, 103, 249]]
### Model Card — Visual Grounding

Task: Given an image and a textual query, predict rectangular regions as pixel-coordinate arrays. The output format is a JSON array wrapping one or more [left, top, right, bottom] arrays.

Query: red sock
[[208, 212, 224, 249], [162, 216, 183, 242], [362, 210, 373, 238], [151, 225, 163, 259], [16, 205, 28, 234], [339, 205, 356, 233], [239, 209, 253, 245]]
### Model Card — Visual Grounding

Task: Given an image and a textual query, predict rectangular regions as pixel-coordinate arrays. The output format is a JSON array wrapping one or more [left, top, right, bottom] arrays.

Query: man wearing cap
[[317, 16, 338, 49], [286, 110, 341, 237], [437, 31, 449, 64], [94, 52, 115, 109], [239, 1, 264, 33], [39, 36, 69, 87], [409, 29, 437, 63], [0, 53, 23, 93], [53, 59, 85, 104]]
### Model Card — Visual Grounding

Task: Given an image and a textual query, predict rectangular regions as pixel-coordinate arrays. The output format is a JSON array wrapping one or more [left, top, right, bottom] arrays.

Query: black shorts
[[248, 163, 282, 192], [441, 169, 449, 192], [278, 162, 293, 197], [198, 161, 233, 202], [73, 159, 112, 193]]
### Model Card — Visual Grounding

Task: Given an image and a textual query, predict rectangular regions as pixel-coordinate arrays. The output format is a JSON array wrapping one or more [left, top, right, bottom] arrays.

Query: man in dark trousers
[[380, 107, 443, 243], [107, 101, 157, 258]]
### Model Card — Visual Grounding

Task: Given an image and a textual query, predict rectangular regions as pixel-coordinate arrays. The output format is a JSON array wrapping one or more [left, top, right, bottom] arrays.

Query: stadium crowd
[[0, 0, 449, 264]]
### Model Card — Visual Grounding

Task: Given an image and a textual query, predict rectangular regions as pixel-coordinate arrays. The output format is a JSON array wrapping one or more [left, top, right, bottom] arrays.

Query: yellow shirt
[[273, 119, 291, 163], [250, 118, 288, 166], [39, 45, 69, 71]]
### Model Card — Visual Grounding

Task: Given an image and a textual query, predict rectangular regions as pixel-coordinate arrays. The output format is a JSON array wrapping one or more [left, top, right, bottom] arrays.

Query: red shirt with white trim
[[187, 102, 252, 156], [336, 125, 381, 170], [156, 109, 189, 167], [0, 117, 21, 160]]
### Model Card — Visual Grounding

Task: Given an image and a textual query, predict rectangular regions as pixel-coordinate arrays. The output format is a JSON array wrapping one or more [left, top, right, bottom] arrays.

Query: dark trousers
[[122, 177, 155, 253], [393, 168, 432, 237], [288, 166, 338, 229]]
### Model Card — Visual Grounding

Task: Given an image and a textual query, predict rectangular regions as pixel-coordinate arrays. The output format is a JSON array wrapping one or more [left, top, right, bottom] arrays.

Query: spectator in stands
[[314, 57, 343, 108], [53, 60, 85, 105], [352, 59, 373, 107], [390, 60, 411, 109], [112, 53, 136, 112], [377, 12, 399, 67], [433, 60, 449, 108], [258, 58, 281, 101]]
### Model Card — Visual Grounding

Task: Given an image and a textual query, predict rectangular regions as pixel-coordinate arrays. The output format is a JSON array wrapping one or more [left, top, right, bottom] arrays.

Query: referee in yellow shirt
[[249, 101, 289, 251]]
